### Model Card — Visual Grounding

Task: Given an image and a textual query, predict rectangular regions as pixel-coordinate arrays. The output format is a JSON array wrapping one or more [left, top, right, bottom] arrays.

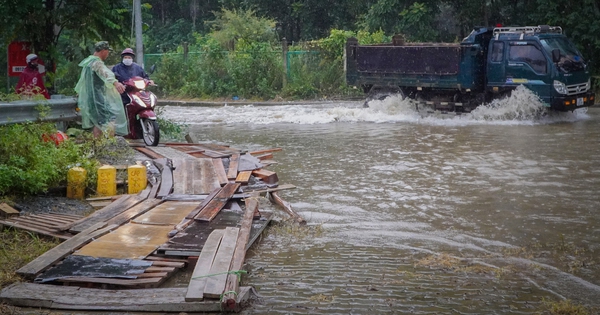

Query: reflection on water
[[163, 91, 600, 314]]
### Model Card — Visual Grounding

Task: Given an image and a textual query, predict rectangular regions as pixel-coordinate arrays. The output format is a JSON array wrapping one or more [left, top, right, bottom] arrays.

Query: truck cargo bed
[[356, 44, 462, 75]]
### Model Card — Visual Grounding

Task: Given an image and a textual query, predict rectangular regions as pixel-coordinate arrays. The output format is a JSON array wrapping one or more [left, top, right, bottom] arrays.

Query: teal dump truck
[[345, 25, 595, 112]]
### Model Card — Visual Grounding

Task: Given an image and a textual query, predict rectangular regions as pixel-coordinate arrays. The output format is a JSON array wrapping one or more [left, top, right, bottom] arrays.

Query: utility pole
[[134, 0, 144, 68]]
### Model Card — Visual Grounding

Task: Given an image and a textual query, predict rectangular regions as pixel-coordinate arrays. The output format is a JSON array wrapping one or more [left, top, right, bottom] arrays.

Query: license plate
[[577, 97, 584, 106]]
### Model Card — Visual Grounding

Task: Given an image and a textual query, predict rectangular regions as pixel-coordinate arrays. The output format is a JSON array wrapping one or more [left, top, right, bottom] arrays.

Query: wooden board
[[227, 154, 240, 180], [212, 158, 228, 186], [66, 195, 144, 234], [252, 169, 279, 184], [74, 223, 174, 259], [158, 209, 271, 256], [0, 282, 234, 312], [235, 171, 252, 184], [172, 158, 221, 195], [0, 203, 19, 218], [16, 223, 116, 279], [185, 229, 224, 301], [133, 201, 198, 226], [195, 183, 240, 222], [155, 158, 174, 198], [0, 213, 83, 240], [105, 198, 164, 227], [203, 227, 239, 299]]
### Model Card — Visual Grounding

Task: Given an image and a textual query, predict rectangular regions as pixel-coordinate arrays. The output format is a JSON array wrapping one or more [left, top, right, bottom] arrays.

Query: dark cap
[[94, 41, 113, 52]]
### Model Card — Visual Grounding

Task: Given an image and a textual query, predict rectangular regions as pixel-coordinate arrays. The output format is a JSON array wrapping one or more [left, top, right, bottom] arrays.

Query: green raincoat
[[75, 55, 128, 136]]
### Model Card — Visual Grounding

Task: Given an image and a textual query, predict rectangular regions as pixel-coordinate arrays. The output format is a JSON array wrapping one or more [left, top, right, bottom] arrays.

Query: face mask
[[123, 59, 133, 66]]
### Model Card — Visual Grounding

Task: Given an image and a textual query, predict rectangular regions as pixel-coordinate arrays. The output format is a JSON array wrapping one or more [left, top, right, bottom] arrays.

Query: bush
[[0, 121, 99, 196]]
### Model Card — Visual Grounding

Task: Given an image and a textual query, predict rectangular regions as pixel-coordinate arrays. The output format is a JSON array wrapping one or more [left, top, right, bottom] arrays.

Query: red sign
[[7, 41, 45, 77]]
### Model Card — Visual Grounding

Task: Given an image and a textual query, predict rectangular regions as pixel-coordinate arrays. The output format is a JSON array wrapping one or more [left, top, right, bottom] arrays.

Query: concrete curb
[[158, 99, 362, 107]]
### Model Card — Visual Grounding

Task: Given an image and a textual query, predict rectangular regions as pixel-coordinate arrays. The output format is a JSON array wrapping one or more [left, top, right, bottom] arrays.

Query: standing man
[[111, 48, 154, 104], [15, 54, 50, 99], [75, 41, 128, 138]]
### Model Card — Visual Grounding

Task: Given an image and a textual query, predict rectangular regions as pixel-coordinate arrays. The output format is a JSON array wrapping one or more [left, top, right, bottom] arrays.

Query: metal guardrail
[[0, 97, 80, 126]]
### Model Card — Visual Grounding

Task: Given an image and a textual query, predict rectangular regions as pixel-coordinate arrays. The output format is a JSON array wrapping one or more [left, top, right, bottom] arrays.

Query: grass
[[0, 227, 60, 289], [266, 219, 324, 240], [539, 298, 592, 315]]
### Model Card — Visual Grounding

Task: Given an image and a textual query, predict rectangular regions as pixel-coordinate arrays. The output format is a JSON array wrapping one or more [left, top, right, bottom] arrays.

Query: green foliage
[[207, 8, 278, 50], [397, 2, 439, 42], [154, 106, 188, 142], [0, 122, 98, 196]]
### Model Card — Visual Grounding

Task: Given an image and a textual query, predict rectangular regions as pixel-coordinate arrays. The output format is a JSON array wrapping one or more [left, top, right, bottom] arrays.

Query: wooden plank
[[167, 187, 221, 238], [185, 229, 224, 301], [57, 276, 164, 288], [192, 159, 221, 194], [186, 188, 220, 220], [105, 198, 164, 227], [0, 220, 71, 240], [203, 227, 239, 299], [68, 195, 144, 234], [221, 193, 259, 311], [248, 148, 282, 155], [254, 153, 273, 160], [195, 183, 240, 222], [269, 191, 306, 225], [235, 171, 252, 184], [16, 223, 116, 279], [227, 153, 240, 180], [212, 158, 228, 186], [156, 158, 174, 198], [0, 282, 232, 312], [135, 147, 165, 159], [0, 203, 19, 218], [251, 169, 279, 184], [149, 260, 185, 268]]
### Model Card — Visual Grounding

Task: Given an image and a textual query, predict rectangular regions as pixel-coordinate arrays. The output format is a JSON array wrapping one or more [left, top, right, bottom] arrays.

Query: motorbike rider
[[111, 48, 154, 104]]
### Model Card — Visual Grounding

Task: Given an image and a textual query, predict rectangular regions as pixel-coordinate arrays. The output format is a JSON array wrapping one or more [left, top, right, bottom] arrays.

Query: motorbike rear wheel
[[141, 118, 160, 146]]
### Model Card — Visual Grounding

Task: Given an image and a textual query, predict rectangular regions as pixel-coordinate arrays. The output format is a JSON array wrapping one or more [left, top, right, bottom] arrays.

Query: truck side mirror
[[552, 49, 561, 63]]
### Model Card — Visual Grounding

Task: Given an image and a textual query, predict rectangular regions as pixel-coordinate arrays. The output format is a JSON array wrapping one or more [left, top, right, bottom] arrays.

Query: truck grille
[[566, 82, 589, 95]]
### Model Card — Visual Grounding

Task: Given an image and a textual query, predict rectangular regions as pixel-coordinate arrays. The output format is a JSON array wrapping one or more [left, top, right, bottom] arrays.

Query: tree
[[0, 0, 131, 91]]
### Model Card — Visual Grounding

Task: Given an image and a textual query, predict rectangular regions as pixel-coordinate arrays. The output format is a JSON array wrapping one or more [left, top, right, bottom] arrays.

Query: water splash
[[469, 85, 548, 121], [162, 87, 589, 126]]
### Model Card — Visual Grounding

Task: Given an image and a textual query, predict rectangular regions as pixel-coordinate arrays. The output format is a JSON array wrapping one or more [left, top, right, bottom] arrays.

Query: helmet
[[121, 48, 135, 58]]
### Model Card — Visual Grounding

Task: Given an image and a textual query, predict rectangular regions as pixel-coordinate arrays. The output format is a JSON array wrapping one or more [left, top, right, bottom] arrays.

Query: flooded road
[[163, 89, 600, 314]]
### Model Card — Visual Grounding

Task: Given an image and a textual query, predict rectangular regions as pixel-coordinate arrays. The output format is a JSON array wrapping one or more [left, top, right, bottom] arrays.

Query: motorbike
[[122, 76, 160, 146]]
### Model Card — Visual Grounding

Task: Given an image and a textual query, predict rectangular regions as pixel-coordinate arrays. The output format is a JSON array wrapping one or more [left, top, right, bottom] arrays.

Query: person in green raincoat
[[75, 41, 128, 138]]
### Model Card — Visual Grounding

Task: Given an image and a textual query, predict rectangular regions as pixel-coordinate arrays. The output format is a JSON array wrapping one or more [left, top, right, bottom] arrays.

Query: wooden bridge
[[0, 141, 302, 313]]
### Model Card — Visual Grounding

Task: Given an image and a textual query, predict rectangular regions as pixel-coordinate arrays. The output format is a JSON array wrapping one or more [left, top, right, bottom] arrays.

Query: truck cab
[[485, 26, 594, 111]]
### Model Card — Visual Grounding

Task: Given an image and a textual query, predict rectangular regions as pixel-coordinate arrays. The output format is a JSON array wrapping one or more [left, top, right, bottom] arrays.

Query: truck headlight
[[553, 80, 568, 95]]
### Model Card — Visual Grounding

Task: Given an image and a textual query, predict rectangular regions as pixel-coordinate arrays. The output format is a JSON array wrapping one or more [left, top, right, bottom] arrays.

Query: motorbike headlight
[[134, 80, 146, 90], [132, 95, 146, 107], [553, 80, 568, 95]]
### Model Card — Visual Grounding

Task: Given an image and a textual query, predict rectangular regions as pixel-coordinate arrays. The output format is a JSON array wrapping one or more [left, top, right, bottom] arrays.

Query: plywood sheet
[[74, 224, 173, 259], [133, 201, 198, 225]]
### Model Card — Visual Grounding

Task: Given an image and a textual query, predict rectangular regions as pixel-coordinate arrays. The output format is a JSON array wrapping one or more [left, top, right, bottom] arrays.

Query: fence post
[[282, 38, 288, 88]]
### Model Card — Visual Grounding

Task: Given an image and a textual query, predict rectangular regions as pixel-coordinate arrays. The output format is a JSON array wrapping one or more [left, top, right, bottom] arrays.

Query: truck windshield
[[540, 37, 585, 72]]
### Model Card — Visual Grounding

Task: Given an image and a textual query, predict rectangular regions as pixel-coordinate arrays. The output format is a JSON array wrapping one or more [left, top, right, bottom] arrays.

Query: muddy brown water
[[161, 95, 600, 314]]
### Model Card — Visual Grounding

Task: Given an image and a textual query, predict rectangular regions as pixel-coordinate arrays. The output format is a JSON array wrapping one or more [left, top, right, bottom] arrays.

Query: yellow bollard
[[127, 165, 147, 194], [97, 165, 117, 196], [67, 167, 87, 200]]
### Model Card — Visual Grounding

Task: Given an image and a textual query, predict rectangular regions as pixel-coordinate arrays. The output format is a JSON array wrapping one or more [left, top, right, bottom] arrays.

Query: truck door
[[486, 41, 506, 89], [504, 41, 550, 96]]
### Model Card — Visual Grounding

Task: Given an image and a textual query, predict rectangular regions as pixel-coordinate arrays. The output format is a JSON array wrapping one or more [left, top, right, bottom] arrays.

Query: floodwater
[[162, 86, 600, 314]]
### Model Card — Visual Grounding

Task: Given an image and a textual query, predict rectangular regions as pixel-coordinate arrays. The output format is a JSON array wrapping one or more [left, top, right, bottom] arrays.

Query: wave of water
[[162, 86, 590, 126]]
